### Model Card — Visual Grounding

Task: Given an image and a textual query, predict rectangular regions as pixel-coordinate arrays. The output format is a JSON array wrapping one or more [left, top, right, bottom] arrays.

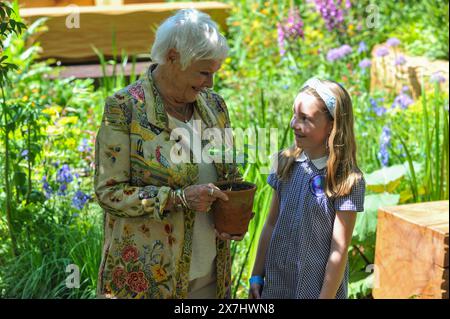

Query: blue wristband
[[249, 275, 264, 286]]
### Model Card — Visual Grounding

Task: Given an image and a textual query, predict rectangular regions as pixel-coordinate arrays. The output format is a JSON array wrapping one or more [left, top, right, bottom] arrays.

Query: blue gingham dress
[[261, 152, 366, 299]]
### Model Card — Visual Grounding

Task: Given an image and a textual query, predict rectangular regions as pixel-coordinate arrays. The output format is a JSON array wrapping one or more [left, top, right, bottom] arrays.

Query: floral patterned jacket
[[94, 65, 240, 299]]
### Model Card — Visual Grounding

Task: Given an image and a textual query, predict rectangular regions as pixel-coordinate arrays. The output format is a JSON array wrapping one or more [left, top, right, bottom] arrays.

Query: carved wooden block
[[373, 201, 449, 299]]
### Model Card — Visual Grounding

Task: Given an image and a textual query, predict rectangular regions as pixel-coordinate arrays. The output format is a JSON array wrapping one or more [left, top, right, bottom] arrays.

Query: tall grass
[[0, 203, 102, 298], [92, 31, 139, 98], [398, 81, 449, 202]]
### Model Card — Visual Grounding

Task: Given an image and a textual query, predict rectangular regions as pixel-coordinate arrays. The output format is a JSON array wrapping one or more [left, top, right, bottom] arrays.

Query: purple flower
[[370, 97, 386, 116], [340, 44, 352, 55], [41, 176, 53, 199], [56, 164, 73, 184], [345, 0, 352, 9], [430, 72, 446, 84], [314, 0, 347, 32], [392, 92, 414, 109], [78, 138, 92, 153], [72, 190, 91, 210], [277, 26, 286, 56], [359, 58, 371, 69], [375, 46, 389, 57], [357, 41, 368, 54], [277, 7, 305, 56], [326, 44, 352, 62], [386, 37, 401, 47], [378, 125, 391, 167], [52, 160, 60, 168], [394, 55, 406, 66]]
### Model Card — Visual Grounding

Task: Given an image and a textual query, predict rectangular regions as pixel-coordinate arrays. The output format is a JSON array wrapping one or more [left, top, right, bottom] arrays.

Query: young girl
[[249, 78, 366, 299]]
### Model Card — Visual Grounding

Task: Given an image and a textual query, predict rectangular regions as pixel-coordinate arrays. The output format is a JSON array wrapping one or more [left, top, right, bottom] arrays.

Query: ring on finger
[[208, 187, 214, 197]]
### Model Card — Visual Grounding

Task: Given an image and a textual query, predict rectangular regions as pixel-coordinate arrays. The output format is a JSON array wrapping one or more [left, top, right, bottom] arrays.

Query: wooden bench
[[20, 2, 231, 63], [373, 200, 449, 299]]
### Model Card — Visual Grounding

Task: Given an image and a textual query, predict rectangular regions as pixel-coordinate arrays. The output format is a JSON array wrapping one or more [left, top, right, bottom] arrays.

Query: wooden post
[[373, 201, 449, 299]]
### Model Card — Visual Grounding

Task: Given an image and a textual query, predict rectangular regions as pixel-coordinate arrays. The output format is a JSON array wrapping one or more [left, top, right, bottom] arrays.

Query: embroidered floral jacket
[[94, 65, 240, 299]]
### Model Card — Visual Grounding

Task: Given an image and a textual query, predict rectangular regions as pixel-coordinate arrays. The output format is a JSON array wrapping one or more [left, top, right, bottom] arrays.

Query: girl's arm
[[248, 190, 280, 299], [319, 210, 357, 299]]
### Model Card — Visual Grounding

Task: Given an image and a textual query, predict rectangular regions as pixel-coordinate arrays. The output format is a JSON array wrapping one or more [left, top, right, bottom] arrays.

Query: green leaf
[[352, 193, 400, 243], [349, 272, 374, 299], [0, 22, 7, 34], [365, 162, 422, 193], [13, 171, 27, 188]]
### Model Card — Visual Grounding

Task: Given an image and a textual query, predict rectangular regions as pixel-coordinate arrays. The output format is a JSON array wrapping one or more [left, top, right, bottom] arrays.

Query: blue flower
[[58, 183, 67, 196], [430, 72, 446, 84], [357, 41, 368, 54], [21, 149, 29, 160], [72, 190, 90, 210], [392, 92, 413, 110], [41, 176, 53, 199], [56, 164, 73, 184], [378, 126, 391, 167], [78, 138, 92, 153], [370, 97, 386, 116]]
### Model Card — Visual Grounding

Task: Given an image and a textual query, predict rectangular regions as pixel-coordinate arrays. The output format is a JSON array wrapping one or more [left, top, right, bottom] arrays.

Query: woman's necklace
[[165, 102, 193, 123], [151, 70, 193, 123]]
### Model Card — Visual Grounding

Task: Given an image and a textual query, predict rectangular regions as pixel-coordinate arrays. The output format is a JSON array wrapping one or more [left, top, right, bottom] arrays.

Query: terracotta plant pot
[[211, 181, 257, 236]]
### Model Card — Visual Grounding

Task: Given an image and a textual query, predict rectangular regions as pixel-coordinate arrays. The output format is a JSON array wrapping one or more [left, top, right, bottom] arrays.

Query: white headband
[[301, 78, 336, 118]]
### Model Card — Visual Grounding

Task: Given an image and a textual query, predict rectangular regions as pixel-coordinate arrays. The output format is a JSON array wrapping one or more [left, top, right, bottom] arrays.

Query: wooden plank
[[20, 2, 231, 63], [18, 0, 95, 7], [53, 60, 150, 79], [373, 201, 449, 299]]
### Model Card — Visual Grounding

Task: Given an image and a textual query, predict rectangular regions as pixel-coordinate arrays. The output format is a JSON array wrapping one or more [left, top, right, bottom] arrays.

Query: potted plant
[[209, 145, 257, 236]]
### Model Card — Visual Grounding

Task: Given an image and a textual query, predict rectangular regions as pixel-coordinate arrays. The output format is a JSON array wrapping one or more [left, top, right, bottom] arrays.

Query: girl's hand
[[248, 283, 263, 299], [184, 183, 228, 212]]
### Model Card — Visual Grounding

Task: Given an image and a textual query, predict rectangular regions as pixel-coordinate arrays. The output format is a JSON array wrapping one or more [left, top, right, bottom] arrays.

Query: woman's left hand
[[215, 229, 245, 241], [214, 212, 255, 241]]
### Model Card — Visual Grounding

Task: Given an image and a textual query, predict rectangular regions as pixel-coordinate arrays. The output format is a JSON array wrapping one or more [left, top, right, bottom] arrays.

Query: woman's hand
[[214, 212, 254, 241], [214, 229, 245, 241], [248, 283, 263, 299], [183, 183, 228, 213]]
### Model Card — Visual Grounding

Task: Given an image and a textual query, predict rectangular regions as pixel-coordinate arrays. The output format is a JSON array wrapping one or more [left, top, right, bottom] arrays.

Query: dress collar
[[295, 151, 328, 170]]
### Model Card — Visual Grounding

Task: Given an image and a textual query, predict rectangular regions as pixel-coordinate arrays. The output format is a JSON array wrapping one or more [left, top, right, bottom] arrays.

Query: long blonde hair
[[277, 79, 362, 198]]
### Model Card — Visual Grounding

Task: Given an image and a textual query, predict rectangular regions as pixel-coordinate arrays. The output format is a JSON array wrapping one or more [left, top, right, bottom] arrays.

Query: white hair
[[150, 9, 229, 70]]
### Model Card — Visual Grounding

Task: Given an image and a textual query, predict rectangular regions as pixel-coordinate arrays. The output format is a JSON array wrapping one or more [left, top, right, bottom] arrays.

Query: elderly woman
[[94, 9, 242, 299]]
